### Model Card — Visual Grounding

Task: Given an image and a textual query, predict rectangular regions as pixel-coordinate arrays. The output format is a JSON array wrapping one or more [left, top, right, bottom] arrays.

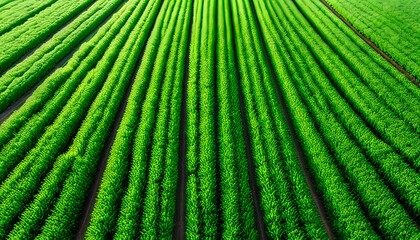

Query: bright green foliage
[[185, 0, 219, 238], [255, 0, 420, 238], [0, 0, 16, 8], [0, 0, 419, 238], [325, 0, 420, 78], [85, 0, 171, 238], [291, 0, 420, 215], [21, 0, 156, 238], [0, 0, 139, 183], [0, 0, 95, 73], [0, 0, 124, 113], [216, 0, 258, 238], [112, 0, 183, 237], [137, 1, 192, 237], [229, 0, 328, 238], [0, 0, 146, 237], [0, 0, 56, 35]]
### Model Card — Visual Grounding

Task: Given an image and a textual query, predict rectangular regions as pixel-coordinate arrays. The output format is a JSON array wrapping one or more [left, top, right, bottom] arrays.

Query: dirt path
[[172, 7, 192, 240], [319, 0, 419, 87]]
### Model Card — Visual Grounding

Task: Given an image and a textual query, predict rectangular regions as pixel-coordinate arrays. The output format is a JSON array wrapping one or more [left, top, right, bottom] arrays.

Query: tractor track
[[319, 0, 419, 87]]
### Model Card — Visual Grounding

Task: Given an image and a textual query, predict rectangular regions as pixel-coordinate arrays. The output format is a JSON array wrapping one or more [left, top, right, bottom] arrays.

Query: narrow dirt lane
[[319, 0, 419, 87]]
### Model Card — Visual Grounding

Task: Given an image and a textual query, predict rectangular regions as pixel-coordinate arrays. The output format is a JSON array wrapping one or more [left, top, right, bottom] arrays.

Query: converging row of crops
[[0, 0, 419, 239], [324, 0, 420, 79]]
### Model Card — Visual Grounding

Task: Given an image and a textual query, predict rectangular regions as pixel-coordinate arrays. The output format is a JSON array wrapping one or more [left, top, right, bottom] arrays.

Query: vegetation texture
[[0, 0, 418, 239]]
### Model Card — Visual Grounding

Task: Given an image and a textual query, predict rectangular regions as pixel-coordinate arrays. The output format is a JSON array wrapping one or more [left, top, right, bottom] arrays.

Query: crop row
[[0, 0, 136, 182], [253, 0, 420, 238], [86, 0, 192, 238], [0, 0, 56, 35], [217, 0, 258, 238], [229, 0, 327, 238], [0, 0, 124, 113], [184, 0, 219, 238], [0, 0, 16, 9], [325, 0, 420, 78], [0, 0, 95, 73], [0, 0, 153, 237]]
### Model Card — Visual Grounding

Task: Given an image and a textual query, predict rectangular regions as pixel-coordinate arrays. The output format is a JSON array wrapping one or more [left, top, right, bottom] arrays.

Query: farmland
[[325, 0, 420, 79], [0, 0, 419, 239]]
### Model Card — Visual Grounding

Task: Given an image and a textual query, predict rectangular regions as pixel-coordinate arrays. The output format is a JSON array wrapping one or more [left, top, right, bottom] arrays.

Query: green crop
[[0, 0, 95, 73], [0, 0, 419, 238], [325, 0, 420, 78]]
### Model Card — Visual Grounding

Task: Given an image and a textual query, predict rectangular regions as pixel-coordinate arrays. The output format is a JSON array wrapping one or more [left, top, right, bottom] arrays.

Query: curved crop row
[[0, 0, 56, 35], [0, 0, 418, 238], [0, 0, 133, 150], [6, 0, 150, 235], [0, 0, 124, 113], [325, 0, 420, 78], [0, 0, 95, 73], [0, 0, 143, 183], [0, 0, 16, 9], [255, 0, 420, 238], [289, 0, 420, 214], [297, 0, 420, 133], [0, 0, 148, 237], [290, 0, 420, 167]]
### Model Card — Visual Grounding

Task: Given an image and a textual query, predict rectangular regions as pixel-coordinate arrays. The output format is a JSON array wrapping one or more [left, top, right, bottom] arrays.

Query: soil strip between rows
[[172, 2, 194, 238], [228, 1, 268, 239], [74, 6, 149, 237], [319, 0, 419, 87], [75, 51, 143, 240], [0, 1, 56, 36]]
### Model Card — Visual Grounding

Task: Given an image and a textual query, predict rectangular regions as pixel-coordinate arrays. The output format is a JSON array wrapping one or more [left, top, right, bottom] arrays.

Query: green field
[[0, 0, 419, 239], [325, 0, 420, 79]]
